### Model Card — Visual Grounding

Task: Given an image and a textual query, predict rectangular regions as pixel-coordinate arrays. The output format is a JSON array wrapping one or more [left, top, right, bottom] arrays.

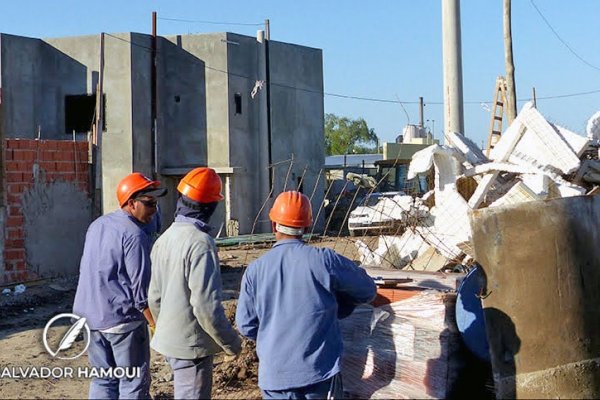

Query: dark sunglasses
[[135, 198, 158, 208]]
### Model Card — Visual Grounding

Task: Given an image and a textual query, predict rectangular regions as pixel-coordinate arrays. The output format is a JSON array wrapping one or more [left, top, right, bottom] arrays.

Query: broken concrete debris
[[356, 102, 599, 271]]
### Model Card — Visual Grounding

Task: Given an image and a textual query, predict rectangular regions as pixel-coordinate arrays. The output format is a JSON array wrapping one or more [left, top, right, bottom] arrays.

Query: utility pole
[[504, 0, 517, 124], [151, 11, 158, 178], [442, 0, 465, 137], [419, 97, 424, 128]]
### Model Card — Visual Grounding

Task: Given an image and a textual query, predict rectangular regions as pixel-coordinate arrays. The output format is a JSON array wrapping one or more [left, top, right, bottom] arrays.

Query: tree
[[324, 113, 378, 156]]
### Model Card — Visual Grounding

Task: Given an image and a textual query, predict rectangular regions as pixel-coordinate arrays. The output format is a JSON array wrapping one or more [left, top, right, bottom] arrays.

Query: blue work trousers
[[261, 373, 344, 399], [87, 324, 151, 399], [166, 355, 214, 400]]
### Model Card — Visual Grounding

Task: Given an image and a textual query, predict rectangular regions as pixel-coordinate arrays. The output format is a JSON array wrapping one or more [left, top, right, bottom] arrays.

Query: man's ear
[[272, 222, 277, 233], [124, 198, 136, 211]]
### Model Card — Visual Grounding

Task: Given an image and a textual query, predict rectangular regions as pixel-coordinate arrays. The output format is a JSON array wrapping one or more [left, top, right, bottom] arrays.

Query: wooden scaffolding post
[[486, 76, 508, 156]]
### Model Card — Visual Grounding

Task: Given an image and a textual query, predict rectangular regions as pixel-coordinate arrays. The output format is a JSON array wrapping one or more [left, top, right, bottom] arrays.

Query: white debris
[[355, 232, 429, 269], [363, 102, 595, 270], [553, 124, 590, 157], [2, 288, 11, 295], [586, 110, 600, 142], [488, 181, 541, 208], [14, 284, 26, 294], [445, 131, 488, 166], [503, 105, 581, 175]]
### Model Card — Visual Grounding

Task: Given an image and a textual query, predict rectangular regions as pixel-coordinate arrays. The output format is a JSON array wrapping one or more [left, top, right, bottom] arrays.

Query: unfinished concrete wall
[[225, 33, 266, 234], [2, 139, 91, 284], [1, 31, 325, 235], [156, 36, 208, 171], [269, 40, 326, 229], [130, 33, 154, 178]]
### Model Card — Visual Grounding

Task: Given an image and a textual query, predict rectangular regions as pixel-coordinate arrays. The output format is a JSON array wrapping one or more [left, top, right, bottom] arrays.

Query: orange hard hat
[[269, 191, 313, 228], [177, 167, 224, 203], [116, 172, 164, 207]]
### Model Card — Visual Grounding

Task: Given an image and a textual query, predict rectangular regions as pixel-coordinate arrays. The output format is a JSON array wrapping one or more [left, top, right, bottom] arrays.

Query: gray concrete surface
[[22, 179, 91, 278]]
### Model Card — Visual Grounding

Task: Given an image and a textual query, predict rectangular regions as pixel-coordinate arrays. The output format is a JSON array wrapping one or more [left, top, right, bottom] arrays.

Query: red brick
[[76, 142, 89, 151], [5, 249, 25, 261], [6, 172, 23, 183], [57, 141, 74, 151], [6, 215, 24, 228], [4, 262, 13, 272], [7, 193, 22, 204], [17, 140, 38, 150], [7, 227, 24, 240], [5, 160, 19, 171], [41, 151, 55, 161], [77, 163, 90, 174], [16, 261, 27, 271], [13, 150, 37, 162], [5, 239, 24, 248], [17, 161, 34, 172], [4, 148, 14, 161], [64, 172, 78, 181], [8, 206, 22, 217], [22, 172, 33, 182], [55, 162, 74, 172], [40, 161, 56, 171], [6, 140, 19, 149], [7, 184, 25, 195], [15, 264, 28, 274]]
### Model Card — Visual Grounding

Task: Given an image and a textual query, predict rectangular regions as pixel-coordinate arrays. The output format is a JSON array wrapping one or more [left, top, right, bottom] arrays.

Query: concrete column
[[256, 31, 271, 233], [442, 0, 465, 137]]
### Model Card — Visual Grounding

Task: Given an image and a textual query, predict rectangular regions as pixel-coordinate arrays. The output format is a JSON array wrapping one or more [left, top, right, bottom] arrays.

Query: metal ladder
[[486, 76, 508, 156]]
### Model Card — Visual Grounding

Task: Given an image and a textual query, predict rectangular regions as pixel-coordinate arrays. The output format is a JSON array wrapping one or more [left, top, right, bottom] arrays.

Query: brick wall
[[2, 139, 90, 284]]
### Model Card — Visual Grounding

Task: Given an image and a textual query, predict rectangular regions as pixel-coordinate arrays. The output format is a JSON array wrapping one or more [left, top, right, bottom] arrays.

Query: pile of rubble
[[357, 102, 600, 270]]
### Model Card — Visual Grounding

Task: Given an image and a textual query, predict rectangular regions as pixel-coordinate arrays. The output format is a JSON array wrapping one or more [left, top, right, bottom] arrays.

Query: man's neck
[[275, 232, 303, 241]]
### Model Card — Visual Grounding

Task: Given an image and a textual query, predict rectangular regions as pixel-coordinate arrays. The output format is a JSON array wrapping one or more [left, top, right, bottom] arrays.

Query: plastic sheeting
[[340, 290, 464, 399]]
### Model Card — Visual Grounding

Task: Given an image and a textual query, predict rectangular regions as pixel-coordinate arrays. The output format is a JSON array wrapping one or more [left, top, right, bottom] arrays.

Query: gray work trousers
[[87, 324, 151, 399], [167, 355, 214, 399]]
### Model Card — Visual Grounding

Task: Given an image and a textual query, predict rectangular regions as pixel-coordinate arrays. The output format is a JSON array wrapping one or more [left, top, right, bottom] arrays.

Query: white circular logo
[[43, 313, 91, 360]]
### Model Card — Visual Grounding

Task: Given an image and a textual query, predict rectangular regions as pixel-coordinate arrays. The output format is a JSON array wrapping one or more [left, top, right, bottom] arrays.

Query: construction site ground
[[0, 236, 374, 399]]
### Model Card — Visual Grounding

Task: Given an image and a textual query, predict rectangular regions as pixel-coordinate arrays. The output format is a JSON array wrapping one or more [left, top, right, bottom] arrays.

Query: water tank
[[402, 124, 428, 143]]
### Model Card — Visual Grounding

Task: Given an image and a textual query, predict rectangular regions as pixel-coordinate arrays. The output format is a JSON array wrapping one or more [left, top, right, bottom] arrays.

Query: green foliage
[[324, 113, 378, 156]]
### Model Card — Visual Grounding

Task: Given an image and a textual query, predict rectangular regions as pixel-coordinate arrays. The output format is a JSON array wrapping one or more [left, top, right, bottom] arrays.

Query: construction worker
[[73, 172, 167, 399], [149, 167, 241, 399], [236, 190, 377, 399]]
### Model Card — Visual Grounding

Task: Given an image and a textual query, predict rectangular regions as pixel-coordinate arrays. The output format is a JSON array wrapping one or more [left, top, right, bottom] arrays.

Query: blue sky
[[2, 1, 599, 148]]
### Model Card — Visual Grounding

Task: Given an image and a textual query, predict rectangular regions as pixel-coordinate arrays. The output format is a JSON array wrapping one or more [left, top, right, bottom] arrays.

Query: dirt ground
[[0, 236, 370, 399]]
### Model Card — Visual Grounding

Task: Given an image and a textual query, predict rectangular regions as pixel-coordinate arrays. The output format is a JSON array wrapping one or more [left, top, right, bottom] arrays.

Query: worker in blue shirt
[[73, 172, 167, 399], [236, 190, 376, 399]]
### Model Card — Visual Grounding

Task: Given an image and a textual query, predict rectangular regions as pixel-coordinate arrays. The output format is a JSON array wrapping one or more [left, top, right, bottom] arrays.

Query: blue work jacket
[[73, 209, 152, 330], [235, 239, 376, 391]]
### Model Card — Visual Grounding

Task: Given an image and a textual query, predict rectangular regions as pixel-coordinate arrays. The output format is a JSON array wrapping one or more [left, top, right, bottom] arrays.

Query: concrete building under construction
[[0, 30, 325, 283]]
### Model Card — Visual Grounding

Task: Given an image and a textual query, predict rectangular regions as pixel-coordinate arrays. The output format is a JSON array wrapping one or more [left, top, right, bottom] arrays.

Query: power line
[[158, 17, 263, 27], [529, 0, 600, 72], [102, 31, 600, 105]]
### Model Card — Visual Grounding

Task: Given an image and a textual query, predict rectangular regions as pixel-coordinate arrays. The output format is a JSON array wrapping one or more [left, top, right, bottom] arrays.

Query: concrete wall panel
[[165, 33, 229, 168], [156, 36, 207, 170], [1, 34, 43, 139], [268, 41, 325, 228], [22, 180, 90, 278]]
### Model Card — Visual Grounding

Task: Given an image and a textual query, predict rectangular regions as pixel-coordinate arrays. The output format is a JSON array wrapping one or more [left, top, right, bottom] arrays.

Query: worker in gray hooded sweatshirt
[[149, 167, 241, 399]]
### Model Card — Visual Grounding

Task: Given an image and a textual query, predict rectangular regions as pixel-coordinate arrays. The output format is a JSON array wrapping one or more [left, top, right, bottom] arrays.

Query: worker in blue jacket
[[73, 172, 167, 399], [236, 190, 376, 399]]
